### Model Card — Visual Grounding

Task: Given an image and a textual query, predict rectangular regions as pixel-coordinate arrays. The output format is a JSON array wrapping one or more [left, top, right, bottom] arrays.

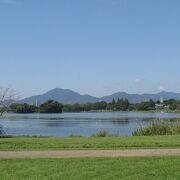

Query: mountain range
[[19, 88, 180, 105]]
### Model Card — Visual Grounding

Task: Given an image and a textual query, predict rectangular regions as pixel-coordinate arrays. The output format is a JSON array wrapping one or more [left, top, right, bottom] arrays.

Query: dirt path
[[0, 149, 180, 158]]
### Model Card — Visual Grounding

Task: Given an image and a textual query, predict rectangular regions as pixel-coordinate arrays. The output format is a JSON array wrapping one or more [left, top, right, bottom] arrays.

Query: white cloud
[[158, 85, 166, 91], [134, 78, 142, 84]]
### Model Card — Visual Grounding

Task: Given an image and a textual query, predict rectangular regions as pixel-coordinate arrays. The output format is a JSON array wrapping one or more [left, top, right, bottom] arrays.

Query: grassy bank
[[0, 157, 179, 180], [133, 120, 180, 136], [0, 135, 180, 151]]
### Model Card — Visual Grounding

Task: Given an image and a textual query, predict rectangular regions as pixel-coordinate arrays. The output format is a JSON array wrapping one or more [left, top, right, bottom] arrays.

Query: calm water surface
[[0, 112, 180, 137]]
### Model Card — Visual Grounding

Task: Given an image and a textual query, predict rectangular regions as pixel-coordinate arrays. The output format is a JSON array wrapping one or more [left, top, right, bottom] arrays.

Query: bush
[[69, 134, 83, 137], [133, 120, 180, 136], [93, 130, 109, 137]]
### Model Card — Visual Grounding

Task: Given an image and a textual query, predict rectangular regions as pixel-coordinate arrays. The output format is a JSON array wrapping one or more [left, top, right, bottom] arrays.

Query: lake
[[0, 112, 180, 137]]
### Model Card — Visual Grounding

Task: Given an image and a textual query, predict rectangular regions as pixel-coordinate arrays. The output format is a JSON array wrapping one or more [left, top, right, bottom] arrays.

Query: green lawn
[[0, 157, 179, 180], [0, 135, 180, 151]]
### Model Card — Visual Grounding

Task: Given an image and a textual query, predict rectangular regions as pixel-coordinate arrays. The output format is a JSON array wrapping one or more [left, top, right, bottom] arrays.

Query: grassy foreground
[[0, 135, 180, 150], [0, 157, 179, 180]]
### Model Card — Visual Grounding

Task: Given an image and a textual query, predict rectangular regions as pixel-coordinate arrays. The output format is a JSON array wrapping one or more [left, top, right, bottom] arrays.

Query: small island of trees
[[39, 100, 63, 113]]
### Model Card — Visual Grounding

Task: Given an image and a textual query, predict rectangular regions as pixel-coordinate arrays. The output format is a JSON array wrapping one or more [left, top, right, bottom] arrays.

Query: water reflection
[[0, 112, 180, 137]]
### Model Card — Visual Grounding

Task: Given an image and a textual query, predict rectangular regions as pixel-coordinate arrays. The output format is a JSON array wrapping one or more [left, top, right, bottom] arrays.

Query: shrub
[[133, 120, 180, 136], [69, 134, 83, 137], [93, 130, 109, 137]]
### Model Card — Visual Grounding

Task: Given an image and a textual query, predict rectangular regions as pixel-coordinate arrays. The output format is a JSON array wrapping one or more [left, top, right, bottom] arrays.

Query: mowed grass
[[0, 157, 180, 180], [0, 135, 180, 150]]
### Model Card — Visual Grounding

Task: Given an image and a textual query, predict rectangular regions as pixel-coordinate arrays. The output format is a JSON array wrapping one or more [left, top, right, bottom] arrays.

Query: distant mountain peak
[[20, 88, 99, 105], [20, 88, 180, 105]]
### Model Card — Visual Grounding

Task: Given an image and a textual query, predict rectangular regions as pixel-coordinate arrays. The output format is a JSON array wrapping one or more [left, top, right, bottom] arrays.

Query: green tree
[[116, 98, 129, 111], [39, 100, 63, 113], [168, 99, 177, 110], [0, 87, 18, 135], [10, 103, 37, 113], [112, 98, 116, 110], [135, 99, 155, 111]]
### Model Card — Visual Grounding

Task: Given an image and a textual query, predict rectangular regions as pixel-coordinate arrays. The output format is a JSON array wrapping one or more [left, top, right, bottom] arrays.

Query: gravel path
[[0, 149, 180, 158]]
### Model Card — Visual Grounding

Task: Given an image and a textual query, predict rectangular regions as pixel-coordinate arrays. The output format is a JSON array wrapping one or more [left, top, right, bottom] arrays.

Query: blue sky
[[0, 0, 180, 98]]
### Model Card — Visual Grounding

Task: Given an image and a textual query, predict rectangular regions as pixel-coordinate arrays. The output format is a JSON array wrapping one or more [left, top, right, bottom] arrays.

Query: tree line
[[7, 98, 180, 113], [10, 100, 63, 113]]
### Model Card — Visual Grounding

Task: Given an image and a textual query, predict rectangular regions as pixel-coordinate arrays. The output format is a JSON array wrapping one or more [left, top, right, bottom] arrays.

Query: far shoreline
[[3, 110, 180, 114]]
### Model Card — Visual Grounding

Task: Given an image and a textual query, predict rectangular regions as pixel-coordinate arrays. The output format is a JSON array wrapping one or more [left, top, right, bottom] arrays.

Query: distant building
[[155, 97, 169, 110], [160, 97, 164, 104]]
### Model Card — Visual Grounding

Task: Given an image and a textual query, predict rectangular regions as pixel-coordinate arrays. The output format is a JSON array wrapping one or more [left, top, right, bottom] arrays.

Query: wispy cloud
[[158, 85, 166, 91], [134, 78, 142, 85]]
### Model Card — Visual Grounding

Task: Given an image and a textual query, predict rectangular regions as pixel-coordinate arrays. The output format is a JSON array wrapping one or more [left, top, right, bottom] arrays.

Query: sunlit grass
[[0, 157, 180, 180], [0, 135, 180, 151]]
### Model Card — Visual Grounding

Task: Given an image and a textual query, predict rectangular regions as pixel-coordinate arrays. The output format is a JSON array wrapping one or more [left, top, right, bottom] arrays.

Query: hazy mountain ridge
[[19, 88, 180, 105], [20, 88, 99, 105]]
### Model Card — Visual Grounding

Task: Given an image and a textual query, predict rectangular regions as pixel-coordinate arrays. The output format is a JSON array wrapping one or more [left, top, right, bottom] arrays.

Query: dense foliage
[[10, 103, 37, 113], [10, 100, 63, 113], [9, 99, 180, 113], [63, 99, 156, 112], [166, 99, 180, 110], [63, 99, 130, 112], [132, 99, 156, 111], [39, 100, 63, 113]]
